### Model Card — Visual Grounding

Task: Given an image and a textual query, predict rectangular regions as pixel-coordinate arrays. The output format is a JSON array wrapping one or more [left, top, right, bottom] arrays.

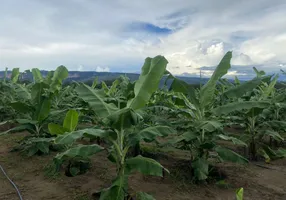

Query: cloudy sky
[[0, 0, 286, 78]]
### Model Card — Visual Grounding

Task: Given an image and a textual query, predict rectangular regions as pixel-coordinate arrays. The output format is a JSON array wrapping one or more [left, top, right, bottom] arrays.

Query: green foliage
[[213, 101, 270, 115], [165, 52, 249, 181], [199, 51, 232, 108], [52, 55, 171, 199], [11, 68, 20, 83], [223, 77, 264, 99], [48, 109, 79, 135], [1, 52, 286, 199], [236, 188, 244, 200], [125, 155, 168, 176], [0, 66, 69, 156], [75, 83, 118, 118], [128, 56, 168, 110], [32, 68, 44, 83]]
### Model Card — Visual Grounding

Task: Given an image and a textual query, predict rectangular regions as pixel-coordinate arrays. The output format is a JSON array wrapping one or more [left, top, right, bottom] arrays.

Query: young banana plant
[[54, 56, 174, 199], [0, 68, 30, 121], [214, 74, 286, 161], [165, 52, 248, 181], [0, 66, 69, 156], [49, 109, 94, 176]]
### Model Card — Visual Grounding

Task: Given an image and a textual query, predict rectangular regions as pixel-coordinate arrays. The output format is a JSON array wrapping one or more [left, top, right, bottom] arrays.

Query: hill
[[0, 70, 209, 86]]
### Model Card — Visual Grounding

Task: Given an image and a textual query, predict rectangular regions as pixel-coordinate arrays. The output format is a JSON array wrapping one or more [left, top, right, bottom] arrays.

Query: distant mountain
[[0, 70, 209, 86]]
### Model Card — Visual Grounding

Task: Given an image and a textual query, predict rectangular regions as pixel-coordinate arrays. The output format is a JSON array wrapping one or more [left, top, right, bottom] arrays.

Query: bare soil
[[0, 133, 286, 200]]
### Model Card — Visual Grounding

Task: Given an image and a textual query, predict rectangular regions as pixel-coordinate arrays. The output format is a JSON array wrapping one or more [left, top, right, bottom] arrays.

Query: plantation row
[[0, 52, 285, 199]]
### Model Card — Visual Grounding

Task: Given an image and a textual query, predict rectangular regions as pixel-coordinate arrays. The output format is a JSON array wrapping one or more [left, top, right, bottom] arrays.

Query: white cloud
[[94, 66, 110, 72], [0, 0, 286, 77]]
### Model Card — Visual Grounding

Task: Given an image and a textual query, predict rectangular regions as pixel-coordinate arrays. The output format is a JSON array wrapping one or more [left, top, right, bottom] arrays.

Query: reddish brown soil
[[0, 133, 286, 200]]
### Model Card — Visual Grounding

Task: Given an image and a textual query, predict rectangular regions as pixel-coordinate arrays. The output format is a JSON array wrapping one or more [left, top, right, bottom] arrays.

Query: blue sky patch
[[127, 21, 173, 34]]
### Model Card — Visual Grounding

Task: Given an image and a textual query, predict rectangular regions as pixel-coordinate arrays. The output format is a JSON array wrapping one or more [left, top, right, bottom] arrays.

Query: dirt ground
[[0, 133, 286, 200]]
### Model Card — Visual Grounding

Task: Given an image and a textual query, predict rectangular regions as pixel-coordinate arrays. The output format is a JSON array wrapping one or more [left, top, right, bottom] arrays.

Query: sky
[[0, 0, 286, 79]]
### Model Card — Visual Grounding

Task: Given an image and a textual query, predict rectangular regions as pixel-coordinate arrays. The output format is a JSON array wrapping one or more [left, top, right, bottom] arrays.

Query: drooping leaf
[[264, 130, 284, 141], [125, 155, 169, 176], [129, 126, 174, 145], [198, 121, 222, 132], [10, 101, 33, 113], [139, 126, 174, 142], [16, 119, 38, 125], [276, 148, 286, 158], [173, 131, 198, 143], [76, 83, 118, 118], [213, 101, 270, 115], [266, 120, 286, 131], [259, 145, 277, 160], [128, 56, 168, 110], [217, 134, 247, 146], [54, 128, 108, 145], [169, 75, 199, 107], [63, 110, 79, 132], [0, 124, 36, 135], [107, 107, 141, 130], [215, 146, 248, 164], [200, 51, 232, 108], [223, 77, 263, 98], [55, 144, 104, 161], [258, 148, 271, 163]]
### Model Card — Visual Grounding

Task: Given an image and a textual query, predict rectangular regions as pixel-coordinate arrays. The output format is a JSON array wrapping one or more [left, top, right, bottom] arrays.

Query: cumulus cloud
[[0, 0, 286, 78]]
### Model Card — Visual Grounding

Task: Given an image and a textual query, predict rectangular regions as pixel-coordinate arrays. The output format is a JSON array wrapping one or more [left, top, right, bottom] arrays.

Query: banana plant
[[49, 109, 94, 176], [101, 76, 135, 109], [54, 55, 174, 199], [0, 68, 26, 121], [0, 66, 69, 156], [214, 74, 286, 161], [164, 52, 249, 181]]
